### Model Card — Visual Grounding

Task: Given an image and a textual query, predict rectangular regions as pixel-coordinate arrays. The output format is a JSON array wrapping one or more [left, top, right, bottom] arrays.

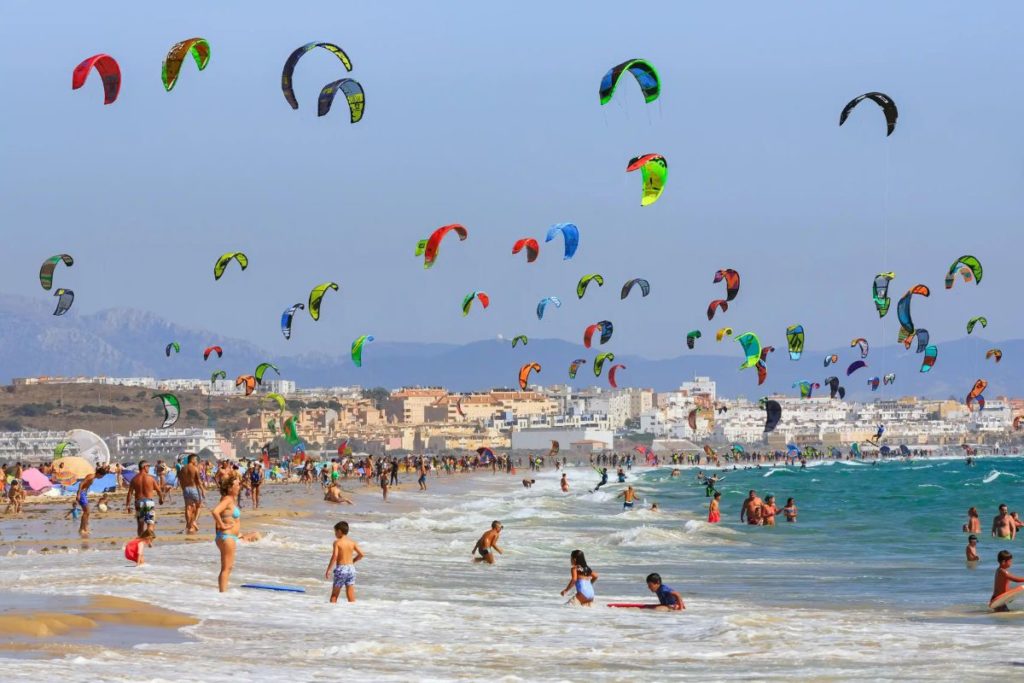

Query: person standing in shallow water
[[212, 476, 242, 592], [707, 491, 721, 523], [560, 549, 598, 606], [963, 507, 980, 533], [472, 521, 504, 564]]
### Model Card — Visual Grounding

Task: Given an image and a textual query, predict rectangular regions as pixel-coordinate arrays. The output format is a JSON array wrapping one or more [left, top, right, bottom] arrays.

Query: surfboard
[[990, 585, 1024, 610], [606, 603, 659, 609], [241, 583, 306, 593]]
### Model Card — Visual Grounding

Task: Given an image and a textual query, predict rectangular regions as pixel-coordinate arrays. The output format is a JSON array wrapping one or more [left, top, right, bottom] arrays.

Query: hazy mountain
[[0, 295, 1017, 398]]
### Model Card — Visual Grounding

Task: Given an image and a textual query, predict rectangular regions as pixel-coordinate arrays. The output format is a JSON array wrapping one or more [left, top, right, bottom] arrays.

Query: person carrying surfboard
[[991, 550, 1024, 612]]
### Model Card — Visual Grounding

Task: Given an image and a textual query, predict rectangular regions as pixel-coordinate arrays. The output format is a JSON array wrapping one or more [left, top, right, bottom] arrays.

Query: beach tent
[[20, 467, 53, 493], [60, 473, 117, 495], [52, 456, 95, 485]]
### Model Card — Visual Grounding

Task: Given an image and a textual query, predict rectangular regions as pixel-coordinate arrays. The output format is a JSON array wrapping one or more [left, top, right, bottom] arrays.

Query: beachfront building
[[114, 427, 230, 461], [13, 376, 159, 388], [510, 426, 614, 453], [0, 430, 79, 464]]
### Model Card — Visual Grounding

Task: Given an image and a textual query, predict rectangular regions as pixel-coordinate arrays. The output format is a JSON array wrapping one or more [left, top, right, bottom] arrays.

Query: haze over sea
[[3, 457, 1024, 680]]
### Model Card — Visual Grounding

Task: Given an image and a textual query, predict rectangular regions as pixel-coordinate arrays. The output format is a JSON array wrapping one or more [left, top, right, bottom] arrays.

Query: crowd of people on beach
[[7, 450, 1024, 610]]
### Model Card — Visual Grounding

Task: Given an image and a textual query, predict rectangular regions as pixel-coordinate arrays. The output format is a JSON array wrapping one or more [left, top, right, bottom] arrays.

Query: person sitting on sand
[[964, 507, 981, 533], [324, 482, 353, 505], [125, 530, 155, 566], [560, 549, 598, 606], [992, 550, 1024, 612], [646, 572, 685, 611], [472, 520, 504, 565], [966, 535, 980, 562]]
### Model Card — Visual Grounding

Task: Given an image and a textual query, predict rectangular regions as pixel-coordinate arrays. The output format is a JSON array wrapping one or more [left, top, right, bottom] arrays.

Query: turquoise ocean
[[3, 457, 1024, 681]]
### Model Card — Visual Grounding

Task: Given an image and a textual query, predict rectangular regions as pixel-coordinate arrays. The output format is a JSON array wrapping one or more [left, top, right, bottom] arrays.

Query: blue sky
[[1, 1, 1022, 360]]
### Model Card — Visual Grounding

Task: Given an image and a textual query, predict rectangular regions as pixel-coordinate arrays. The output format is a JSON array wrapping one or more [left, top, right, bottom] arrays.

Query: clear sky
[[2, 1, 1022, 360]]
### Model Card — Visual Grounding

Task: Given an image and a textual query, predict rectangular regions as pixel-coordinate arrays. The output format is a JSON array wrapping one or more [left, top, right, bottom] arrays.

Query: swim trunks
[[183, 486, 201, 504], [135, 499, 156, 525], [478, 547, 490, 557], [708, 511, 721, 523], [77, 490, 89, 509], [333, 564, 356, 588], [623, 501, 634, 509]]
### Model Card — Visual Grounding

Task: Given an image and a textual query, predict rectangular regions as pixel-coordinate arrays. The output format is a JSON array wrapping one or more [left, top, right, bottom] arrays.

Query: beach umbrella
[[52, 456, 95, 485]]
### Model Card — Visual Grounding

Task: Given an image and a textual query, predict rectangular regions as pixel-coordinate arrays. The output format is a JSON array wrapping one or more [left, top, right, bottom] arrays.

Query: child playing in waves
[[708, 491, 721, 523], [560, 473, 569, 493], [646, 573, 685, 611], [783, 498, 798, 523], [992, 550, 1024, 612], [560, 549, 598, 606], [125, 530, 155, 566], [325, 521, 365, 603]]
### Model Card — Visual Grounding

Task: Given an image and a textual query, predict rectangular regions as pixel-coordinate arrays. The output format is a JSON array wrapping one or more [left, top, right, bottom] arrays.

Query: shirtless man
[[966, 535, 980, 562], [179, 454, 204, 534], [992, 503, 1015, 541], [617, 485, 637, 510], [472, 520, 504, 564], [126, 460, 163, 536], [740, 489, 764, 526], [77, 465, 110, 537]]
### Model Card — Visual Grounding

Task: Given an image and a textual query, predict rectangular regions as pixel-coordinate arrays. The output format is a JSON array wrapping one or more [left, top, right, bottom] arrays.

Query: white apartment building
[[114, 428, 229, 461]]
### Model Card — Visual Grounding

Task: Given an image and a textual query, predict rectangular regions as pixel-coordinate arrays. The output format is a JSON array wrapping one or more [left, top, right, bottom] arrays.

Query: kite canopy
[[544, 224, 579, 260], [282, 42, 352, 109], [72, 54, 121, 104], [281, 303, 305, 339], [40, 254, 73, 291], [318, 78, 365, 123], [308, 282, 339, 320], [162, 38, 211, 91], [214, 252, 248, 280], [599, 59, 660, 105], [351, 335, 375, 367], [512, 238, 540, 262], [839, 92, 898, 136], [626, 154, 667, 206]]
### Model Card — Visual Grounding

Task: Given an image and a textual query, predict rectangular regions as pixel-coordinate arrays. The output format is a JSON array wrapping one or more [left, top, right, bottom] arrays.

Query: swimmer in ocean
[[560, 473, 569, 493], [966, 535, 980, 563]]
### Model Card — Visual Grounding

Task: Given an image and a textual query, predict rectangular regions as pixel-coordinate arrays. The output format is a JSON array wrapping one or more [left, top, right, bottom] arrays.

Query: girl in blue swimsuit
[[560, 549, 599, 606], [212, 475, 242, 592]]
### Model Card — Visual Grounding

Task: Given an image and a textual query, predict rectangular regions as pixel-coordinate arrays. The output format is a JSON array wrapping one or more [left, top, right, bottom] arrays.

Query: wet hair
[[218, 475, 239, 497], [646, 573, 662, 586], [491, 520, 503, 530], [140, 530, 156, 540], [968, 535, 978, 541], [713, 491, 721, 499], [334, 521, 349, 535], [968, 507, 978, 516], [999, 550, 1014, 563], [785, 498, 795, 506], [96, 465, 110, 476], [570, 549, 592, 576]]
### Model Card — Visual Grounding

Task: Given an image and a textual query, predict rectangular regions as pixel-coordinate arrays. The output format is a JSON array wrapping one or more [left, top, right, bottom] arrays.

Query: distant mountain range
[[0, 294, 1017, 399]]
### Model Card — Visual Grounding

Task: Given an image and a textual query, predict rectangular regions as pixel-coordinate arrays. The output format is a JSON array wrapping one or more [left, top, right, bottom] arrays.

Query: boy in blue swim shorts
[[325, 521, 365, 603]]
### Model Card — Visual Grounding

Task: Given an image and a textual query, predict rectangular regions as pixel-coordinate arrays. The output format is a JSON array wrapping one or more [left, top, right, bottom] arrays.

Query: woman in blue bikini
[[212, 475, 242, 592]]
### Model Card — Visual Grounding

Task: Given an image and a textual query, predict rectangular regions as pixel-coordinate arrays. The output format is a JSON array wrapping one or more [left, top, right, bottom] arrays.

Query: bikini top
[[232, 506, 241, 519]]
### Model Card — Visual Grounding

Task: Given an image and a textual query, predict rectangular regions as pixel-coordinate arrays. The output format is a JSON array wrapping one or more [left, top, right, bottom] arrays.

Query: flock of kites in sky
[[57, 49, 1000, 437]]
